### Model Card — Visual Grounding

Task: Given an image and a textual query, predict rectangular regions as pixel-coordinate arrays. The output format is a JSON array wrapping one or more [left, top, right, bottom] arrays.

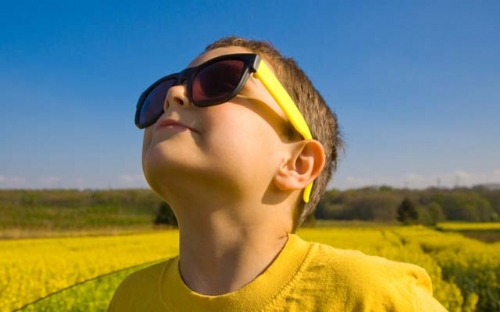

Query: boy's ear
[[273, 140, 325, 192]]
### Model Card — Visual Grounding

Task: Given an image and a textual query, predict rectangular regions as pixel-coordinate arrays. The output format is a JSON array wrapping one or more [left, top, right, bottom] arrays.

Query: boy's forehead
[[188, 46, 253, 68]]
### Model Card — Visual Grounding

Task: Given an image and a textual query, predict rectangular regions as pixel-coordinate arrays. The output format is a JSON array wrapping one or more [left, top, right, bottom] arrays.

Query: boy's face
[[142, 46, 294, 202]]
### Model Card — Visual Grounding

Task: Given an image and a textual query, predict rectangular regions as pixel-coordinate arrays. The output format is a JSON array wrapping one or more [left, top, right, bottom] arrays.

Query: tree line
[[316, 185, 500, 225], [1, 186, 499, 230]]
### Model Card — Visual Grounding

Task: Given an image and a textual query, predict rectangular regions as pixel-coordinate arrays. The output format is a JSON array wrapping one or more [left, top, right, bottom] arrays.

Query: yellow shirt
[[108, 234, 447, 311]]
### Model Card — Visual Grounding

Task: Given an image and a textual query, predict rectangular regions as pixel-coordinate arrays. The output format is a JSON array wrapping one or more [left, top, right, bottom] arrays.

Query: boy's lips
[[154, 118, 198, 133]]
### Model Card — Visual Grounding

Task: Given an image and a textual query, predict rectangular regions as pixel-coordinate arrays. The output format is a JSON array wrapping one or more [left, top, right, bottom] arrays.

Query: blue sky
[[1, 0, 499, 190]]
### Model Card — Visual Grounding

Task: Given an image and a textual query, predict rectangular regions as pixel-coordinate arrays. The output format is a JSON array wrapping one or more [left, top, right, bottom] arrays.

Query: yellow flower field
[[1, 231, 179, 312], [437, 221, 500, 231], [2, 225, 499, 312]]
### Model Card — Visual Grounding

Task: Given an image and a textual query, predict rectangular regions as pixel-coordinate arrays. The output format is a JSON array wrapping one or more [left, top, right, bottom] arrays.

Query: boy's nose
[[164, 84, 190, 111]]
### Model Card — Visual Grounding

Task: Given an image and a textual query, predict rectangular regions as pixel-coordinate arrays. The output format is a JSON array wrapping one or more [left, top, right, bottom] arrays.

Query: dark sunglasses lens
[[192, 60, 245, 105], [140, 78, 176, 126]]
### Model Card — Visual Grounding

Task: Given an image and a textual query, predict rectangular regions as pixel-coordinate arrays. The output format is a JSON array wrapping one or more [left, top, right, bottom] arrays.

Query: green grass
[[0, 204, 156, 238]]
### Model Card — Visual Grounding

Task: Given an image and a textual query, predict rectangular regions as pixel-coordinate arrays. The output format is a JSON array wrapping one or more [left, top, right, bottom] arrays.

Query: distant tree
[[154, 202, 178, 227], [440, 191, 494, 221], [478, 189, 500, 220], [379, 185, 393, 192], [416, 202, 445, 226], [426, 202, 446, 224], [416, 206, 433, 226], [315, 198, 327, 219], [397, 196, 418, 224], [345, 194, 398, 221]]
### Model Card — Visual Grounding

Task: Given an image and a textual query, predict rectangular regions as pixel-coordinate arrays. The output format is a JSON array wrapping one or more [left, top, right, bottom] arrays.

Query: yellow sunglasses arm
[[253, 60, 313, 203], [253, 61, 313, 140]]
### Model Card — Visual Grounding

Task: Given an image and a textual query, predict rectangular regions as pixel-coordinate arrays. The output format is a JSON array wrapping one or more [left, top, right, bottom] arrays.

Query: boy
[[109, 36, 447, 311]]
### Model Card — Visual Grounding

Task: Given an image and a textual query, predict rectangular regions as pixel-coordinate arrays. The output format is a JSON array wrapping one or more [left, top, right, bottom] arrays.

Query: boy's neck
[[176, 202, 292, 296]]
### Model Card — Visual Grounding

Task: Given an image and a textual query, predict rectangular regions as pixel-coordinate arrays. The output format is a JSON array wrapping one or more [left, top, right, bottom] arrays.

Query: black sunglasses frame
[[135, 53, 262, 129]]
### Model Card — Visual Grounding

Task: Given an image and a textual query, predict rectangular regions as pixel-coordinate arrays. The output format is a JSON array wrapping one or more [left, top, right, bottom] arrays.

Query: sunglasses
[[135, 53, 314, 202]]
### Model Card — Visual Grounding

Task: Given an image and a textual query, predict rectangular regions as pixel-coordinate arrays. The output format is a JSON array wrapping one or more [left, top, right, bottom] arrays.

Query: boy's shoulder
[[293, 237, 446, 311], [307, 239, 430, 282]]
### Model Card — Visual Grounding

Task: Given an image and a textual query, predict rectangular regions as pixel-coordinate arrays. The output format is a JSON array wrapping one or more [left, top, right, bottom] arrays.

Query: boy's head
[[204, 37, 342, 226], [138, 36, 342, 229]]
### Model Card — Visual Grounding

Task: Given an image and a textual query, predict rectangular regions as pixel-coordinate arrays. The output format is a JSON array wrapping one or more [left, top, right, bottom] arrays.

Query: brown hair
[[205, 36, 343, 229]]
